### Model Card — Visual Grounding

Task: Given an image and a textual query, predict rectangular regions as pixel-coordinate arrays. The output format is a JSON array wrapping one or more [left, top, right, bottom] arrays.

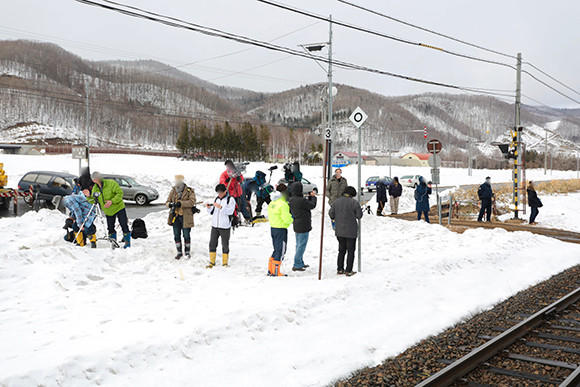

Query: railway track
[[416, 286, 580, 386], [389, 213, 580, 244]]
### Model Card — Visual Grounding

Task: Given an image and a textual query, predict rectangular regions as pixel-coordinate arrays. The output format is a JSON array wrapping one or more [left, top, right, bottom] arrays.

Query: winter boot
[[123, 233, 131, 249], [267, 257, 274, 275], [109, 232, 117, 242], [175, 241, 183, 260], [74, 232, 86, 247], [206, 252, 217, 268], [271, 260, 287, 277], [88, 234, 97, 248], [184, 242, 191, 259], [222, 253, 229, 267]]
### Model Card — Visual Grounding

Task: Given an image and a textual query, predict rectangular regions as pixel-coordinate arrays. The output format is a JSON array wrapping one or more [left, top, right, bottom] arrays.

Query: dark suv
[[18, 171, 76, 205]]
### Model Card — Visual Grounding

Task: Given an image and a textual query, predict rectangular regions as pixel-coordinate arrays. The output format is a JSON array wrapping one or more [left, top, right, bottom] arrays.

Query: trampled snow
[[1, 154, 579, 386]]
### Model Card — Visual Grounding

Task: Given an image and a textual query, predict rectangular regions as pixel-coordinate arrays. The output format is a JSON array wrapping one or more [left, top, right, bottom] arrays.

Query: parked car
[[277, 177, 318, 195], [100, 174, 159, 206], [18, 171, 76, 206], [365, 176, 393, 192], [400, 175, 423, 188]]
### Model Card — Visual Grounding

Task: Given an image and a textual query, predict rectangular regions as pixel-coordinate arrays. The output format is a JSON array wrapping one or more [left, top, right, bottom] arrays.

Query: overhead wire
[[522, 70, 580, 105], [257, 0, 516, 70], [71, 0, 514, 99], [336, 0, 516, 59], [523, 61, 580, 97]]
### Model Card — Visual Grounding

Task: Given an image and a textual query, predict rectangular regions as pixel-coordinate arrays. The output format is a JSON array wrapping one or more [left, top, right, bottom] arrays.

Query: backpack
[[477, 185, 483, 200], [131, 218, 148, 239], [414, 189, 420, 201]]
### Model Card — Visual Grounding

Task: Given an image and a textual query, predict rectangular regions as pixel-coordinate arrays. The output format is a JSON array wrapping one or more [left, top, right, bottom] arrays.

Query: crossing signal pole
[[513, 53, 522, 219]]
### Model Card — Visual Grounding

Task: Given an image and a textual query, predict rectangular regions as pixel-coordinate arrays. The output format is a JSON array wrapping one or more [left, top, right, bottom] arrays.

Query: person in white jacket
[[205, 183, 236, 268]]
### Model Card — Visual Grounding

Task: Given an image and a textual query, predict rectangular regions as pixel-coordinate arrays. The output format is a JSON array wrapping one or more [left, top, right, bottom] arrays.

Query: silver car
[[101, 174, 159, 206], [277, 177, 318, 195]]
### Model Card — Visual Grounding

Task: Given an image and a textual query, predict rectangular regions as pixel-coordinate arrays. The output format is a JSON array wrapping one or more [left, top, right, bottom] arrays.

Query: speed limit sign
[[324, 127, 332, 140]]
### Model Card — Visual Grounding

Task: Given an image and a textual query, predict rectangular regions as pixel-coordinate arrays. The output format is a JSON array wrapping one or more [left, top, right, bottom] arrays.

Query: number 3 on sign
[[324, 128, 332, 140]]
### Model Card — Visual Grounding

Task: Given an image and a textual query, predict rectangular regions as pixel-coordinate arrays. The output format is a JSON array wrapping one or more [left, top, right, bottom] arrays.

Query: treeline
[[176, 120, 270, 161]]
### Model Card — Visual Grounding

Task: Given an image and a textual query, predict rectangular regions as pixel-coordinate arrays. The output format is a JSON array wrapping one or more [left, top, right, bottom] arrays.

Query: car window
[[125, 177, 138, 186], [35, 174, 52, 184], [302, 178, 310, 184], [52, 176, 71, 189], [21, 173, 38, 182], [115, 178, 129, 186], [400, 175, 411, 180]]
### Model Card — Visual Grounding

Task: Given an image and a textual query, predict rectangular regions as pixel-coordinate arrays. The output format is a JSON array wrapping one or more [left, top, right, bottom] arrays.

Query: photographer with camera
[[220, 160, 251, 222], [165, 174, 197, 260]]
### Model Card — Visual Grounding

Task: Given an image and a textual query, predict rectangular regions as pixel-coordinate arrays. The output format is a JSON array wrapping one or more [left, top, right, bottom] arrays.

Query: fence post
[[448, 194, 453, 225]]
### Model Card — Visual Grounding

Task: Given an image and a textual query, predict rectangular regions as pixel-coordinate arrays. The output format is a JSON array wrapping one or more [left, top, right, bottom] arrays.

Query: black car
[[18, 171, 76, 206]]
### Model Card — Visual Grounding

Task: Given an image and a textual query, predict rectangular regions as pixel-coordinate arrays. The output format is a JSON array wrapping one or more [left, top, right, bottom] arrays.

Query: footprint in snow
[[86, 274, 104, 281]]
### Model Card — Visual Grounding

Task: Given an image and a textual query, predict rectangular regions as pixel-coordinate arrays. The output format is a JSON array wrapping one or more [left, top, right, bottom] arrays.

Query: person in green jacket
[[267, 183, 293, 277], [90, 171, 131, 248]]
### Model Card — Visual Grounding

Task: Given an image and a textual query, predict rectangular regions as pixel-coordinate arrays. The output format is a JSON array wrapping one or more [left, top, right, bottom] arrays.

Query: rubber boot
[[206, 252, 217, 268], [75, 232, 86, 247], [123, 233, 131, 249], [109, 232, 117, 242], [267, 257, 274, 276], [272, 260, 287, 277], [175, 241, 183, 260], [184, 242, 191, 259], [222, 253, 229, 267], [88, 234, 97, 248]]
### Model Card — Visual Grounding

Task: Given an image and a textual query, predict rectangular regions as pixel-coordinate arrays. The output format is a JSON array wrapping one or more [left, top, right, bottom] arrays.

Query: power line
[[72, 0, 514, 99], [522, 69, 580, 105], [257, 0, 516, 70], [336, 0, 516, 59], [523, 61, 580, 97]]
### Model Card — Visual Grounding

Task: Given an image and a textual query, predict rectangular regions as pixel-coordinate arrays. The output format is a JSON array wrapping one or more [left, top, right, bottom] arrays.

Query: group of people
[[477, 176, 543, 224], [63, 170, 133, 249], [375, 177, 403, 217]]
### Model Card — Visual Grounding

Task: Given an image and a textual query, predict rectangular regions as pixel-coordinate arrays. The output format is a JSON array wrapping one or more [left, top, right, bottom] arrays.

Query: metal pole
[[468, 128, 472, 176], [577, 152, 579, 179], [318, 139, 330, 281], [326, 15, 333, 182], [544, 128, 548, 175], [514, 52, 522, 219], [388, 129, 392, 177], [357, 122, 362, 273], [85, 80, 90, 169]]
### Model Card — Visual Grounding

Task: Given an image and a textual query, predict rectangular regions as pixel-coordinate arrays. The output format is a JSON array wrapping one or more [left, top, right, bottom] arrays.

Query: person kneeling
[[206, 184, 236, 268], [63, 191, 97, 248]]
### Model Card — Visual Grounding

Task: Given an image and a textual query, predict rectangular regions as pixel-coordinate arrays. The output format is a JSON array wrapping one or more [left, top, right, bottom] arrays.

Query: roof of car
[[24, 171, 76, 178], [100, 174, 129, 179]]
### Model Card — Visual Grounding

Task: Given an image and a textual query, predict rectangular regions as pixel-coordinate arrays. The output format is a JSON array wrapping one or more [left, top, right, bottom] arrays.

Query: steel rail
[[415, 286, 580, 386]]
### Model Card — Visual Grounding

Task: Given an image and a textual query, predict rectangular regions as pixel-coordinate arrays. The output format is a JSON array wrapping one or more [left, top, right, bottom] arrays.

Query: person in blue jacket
[[477, 176, 494, 222], [63, 192, 97, 247], [242, 170, 273, 217], [415, 177, 432, 223]]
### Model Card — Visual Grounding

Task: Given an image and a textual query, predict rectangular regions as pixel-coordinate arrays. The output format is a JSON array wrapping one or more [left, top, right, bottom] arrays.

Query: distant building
[[400, 152, 432, 167]]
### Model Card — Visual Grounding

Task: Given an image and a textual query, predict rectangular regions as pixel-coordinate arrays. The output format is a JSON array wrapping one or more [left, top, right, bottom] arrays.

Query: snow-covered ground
[[1, 154, 580, 387]]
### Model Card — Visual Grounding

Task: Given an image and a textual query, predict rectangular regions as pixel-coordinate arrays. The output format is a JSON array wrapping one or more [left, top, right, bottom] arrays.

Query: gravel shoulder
[[336, 265, 580, 387]]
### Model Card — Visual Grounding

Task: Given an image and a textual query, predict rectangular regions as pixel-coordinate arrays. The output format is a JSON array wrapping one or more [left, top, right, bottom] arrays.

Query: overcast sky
[[1, 0, 579, 107]]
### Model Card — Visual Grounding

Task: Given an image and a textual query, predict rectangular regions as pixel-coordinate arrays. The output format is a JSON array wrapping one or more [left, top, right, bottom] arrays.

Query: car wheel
[[135, 194, 148, 206], [23, 195, 34, 207], [313, 188, 318, 194]]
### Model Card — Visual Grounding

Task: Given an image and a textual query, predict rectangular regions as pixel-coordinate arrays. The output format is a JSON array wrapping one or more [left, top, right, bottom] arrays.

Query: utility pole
[[468, 126, 472, 176], [326, 15, 333, 181], [85, 79, 90, 169], [388, 129, 392, 178], [513, 52, 522, 219]]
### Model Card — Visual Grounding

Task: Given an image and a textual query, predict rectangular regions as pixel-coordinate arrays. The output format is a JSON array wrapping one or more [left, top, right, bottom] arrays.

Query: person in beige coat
[[166, 175, 196, 259]]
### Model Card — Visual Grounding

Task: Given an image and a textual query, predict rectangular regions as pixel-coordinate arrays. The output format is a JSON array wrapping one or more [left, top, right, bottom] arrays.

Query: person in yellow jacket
[[267, 183, 293, 276]]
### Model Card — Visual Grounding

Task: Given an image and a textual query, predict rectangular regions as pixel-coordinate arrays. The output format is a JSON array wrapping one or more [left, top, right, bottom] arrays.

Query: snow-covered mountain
[[0, 40, 578, 157]]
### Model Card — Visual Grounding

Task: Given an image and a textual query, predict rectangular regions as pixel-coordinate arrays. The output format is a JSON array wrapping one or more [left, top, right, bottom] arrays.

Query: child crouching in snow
[[267, 183, 293, 277], [63, 191, 97, 248], [206, 184, 236, 268]]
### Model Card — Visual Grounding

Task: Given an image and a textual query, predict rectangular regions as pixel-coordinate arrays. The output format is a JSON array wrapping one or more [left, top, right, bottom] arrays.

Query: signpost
[[349, 106, 367, 273], [427, 139, 443, 225], [72, 145, 88, 176]]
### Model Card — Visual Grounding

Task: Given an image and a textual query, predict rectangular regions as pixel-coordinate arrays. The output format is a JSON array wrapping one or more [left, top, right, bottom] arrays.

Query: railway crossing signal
[[423, 126, 428, 139]]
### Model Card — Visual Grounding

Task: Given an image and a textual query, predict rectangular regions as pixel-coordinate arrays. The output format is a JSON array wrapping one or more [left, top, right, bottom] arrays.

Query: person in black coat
[[375, 180, 388, 216], [477, 176, 493, 222], [388, 177, 403, 214], [288, 182, 317, 271], [329, 186, 363, 276], [527, 181, 542, 224]]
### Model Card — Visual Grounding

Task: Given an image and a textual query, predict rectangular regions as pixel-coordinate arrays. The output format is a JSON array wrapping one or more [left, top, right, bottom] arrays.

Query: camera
[[192, 206, 201, 214]]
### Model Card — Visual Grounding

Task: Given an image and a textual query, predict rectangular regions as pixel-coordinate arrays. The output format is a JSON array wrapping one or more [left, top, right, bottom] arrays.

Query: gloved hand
[[225, 177, 231, 183], [236, 176, 241, 182]]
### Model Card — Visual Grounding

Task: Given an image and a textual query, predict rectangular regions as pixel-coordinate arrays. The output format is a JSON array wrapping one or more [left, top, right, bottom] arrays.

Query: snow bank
[[1, 154, 580, 386]]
